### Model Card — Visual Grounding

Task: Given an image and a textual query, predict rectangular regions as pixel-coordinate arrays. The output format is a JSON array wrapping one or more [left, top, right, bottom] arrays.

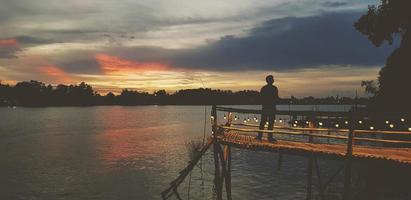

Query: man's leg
[[267, 113, 276, 141], [258, 113, 268, 140]]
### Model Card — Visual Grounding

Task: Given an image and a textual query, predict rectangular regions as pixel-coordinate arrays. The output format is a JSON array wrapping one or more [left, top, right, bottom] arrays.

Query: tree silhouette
[[0, 80, 365, 106], [355, 0, 411, 114]]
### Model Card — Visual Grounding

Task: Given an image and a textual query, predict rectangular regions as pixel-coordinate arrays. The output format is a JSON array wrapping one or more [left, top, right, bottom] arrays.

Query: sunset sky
[[0, 0, 397, 97]]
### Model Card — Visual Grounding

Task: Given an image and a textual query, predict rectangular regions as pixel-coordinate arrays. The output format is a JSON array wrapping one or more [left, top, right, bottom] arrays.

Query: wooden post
[[343, 114, 355, 200], [212, 105, 223, 200], [212, 105, 217, 136], [307, 119, 314, 200], [224, 145, 232, 200]]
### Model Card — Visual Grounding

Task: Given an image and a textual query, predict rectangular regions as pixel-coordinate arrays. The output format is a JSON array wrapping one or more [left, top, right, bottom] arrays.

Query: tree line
[[0, 80, 366, 107]]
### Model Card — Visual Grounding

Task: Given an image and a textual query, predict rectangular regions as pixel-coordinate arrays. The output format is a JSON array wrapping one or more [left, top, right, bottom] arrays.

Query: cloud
[[95, 54, 169, 75], [167, 12, 395, 71], [37, 65, 74, 83], [0, 39, 21, 58], [0, 36, 57, 58], [39, 11, 396, 74]]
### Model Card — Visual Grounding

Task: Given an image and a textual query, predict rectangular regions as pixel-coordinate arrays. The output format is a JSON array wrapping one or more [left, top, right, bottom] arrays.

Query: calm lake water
[[0, 105, 404, 200]]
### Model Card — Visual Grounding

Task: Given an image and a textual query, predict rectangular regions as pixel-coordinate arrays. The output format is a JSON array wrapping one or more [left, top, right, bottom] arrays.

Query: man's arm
[[274, 86, 279, 101]]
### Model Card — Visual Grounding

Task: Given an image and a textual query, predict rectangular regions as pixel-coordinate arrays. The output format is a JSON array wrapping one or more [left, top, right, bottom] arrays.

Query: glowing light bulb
[[274, 120, 277, 123], [279, 119, 283, 123], [234, 116, 238, 120], [247, 118, 250, 121], [370, 126, 374, 130], [294, 120, 298, 124], [345, 121, 348, 124], [266, 122, 269, 125], [306, 121, 309, 125], [385, 120, 389, 124], [319, 122, 323, 126], [358, 120, 362, 124], [211, 116, 214, 120], [244, 119, 247, 123], [335, 124, 339, 128], [389, 124, 394, 128], [255, 119, 258, 122], [401, 118, 405, 122], [408, 128, 411, 131], [223, 115, 227, 120], [293, 124, 297, 127]]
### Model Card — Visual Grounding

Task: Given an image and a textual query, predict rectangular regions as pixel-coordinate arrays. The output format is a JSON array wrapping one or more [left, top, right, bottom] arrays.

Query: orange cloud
[[95, 53, 169, 75], [0, 39, 18, 46], [38, 66, 73, 83]]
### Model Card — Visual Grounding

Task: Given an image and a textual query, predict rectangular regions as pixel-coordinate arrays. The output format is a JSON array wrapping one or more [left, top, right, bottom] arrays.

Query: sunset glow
[[37, 66, 74, 84], [96, 54, 169, 75], [0, 39, 18, 46], [0, 0, 389, 97]]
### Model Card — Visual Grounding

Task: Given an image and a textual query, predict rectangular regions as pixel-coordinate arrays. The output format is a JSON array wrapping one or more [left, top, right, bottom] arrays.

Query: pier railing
[[163, 105, 410, 200], [211, 105, 411, 200], [213, 106, 411, 146]]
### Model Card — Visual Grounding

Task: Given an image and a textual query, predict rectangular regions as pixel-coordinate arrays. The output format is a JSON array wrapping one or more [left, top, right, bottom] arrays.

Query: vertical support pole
[[224, 145, 232, 200], [306, 119, 314, 200], [226, 112, 233, 126], [343, 114, 355, 200], [212, 105, 223, 200], [212, 105, 217, 136]]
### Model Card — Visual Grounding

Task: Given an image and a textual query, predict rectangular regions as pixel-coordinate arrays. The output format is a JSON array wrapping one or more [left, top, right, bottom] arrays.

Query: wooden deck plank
[[217, 132, 411, 165]]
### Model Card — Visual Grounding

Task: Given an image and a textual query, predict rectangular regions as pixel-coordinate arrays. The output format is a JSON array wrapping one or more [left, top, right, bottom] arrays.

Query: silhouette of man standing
[[257, 75, 279, 142]]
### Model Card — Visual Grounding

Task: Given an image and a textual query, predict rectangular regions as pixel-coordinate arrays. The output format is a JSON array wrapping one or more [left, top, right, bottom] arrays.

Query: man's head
[[265, 75, 274, 85]]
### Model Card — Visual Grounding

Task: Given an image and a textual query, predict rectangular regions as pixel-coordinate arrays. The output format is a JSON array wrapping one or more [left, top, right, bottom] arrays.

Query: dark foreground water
[[0, 106, 408, 200]]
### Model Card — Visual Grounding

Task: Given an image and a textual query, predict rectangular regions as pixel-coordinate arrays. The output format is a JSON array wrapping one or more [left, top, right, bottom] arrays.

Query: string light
[[345, 121, 348, 124], [408, 128, 411, 132], [279, 119, 283, 123], [247, 117, 250, 121], [234, 116, 238, 120], [306, 121, 309, 125], [274, 120, 277, 123], [319, 122, 323, 126], [401, 118, 405, 122], [335, 124, 339, 128], [370, 126, 374, 130], [389, 124, 394, 128], [244, 119, 247, 123], [358, 120, 362, 124], [223, 115, 227, 120], [293, 124, 297, 127], [211, 116, 214, 120], [294, 120, 298, 124], [266, 122, 269, 125], [385, 120, 389, 124]]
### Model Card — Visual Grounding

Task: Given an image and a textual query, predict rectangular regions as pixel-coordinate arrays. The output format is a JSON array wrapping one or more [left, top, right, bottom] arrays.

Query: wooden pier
[[162, 105, 411, 200]]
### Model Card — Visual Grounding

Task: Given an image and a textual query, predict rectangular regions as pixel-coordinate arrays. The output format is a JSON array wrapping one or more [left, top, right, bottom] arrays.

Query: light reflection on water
[[0, 105, 397, 200]]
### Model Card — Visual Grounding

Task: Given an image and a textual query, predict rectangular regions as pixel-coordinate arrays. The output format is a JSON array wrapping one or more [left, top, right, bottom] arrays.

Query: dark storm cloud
[[322, 1, 349, 7], [53, 11, 395, 74], [0, 36, 57, 58], [0, 46, 21, 59], [14, 36, 56, 45], [167, 12, 395, 71]]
